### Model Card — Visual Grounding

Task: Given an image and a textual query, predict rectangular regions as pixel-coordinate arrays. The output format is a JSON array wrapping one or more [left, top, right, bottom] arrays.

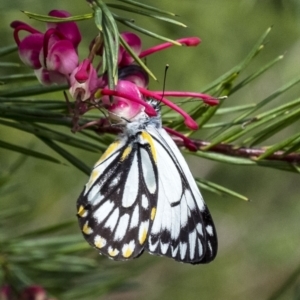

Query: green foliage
[[0, 162, 151, 299], [1, 1, 300, 299], [1, 26, 299, 184]]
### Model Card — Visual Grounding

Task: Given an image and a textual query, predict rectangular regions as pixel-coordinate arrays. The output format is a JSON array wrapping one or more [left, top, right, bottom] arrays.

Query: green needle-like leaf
[[0, 140, 63, 164], [191, 149, 256, 165], [107, 4, 186, 27], [38, 137, 91, 175], [0, 83, 68, 97], [116, 0, 177, 16], [230, 54, 284, 95], [117, 18, 181, 45], [0, 44, 18, 57], [119, 35, 157, 81], [237, 75, 300, 123], [247, 107, 300, 146], [95, 0, 120, 87], [22, 10, 94, 22], [94, 7, 103, 31], [17, 221, 76, 238], [196, 178, 249, 201], [0, 73, 36, 83], [282, 139, 300, 156], [216, 104, 257, 115], [256, 132, 300, 161], [202, 27, 272, 94], [0, 119, 102, 152]]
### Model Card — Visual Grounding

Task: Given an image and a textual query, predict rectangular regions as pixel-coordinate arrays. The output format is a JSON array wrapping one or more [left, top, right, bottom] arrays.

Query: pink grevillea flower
[[19, 285, 48, 300], [69, 59, 100, 102], [118, 32, 142, 66], [118, 65, 149, 88], [94, 65, 218, 129], [118, 32, 200, 67], [69, 30, 218, 133], [89, 32, 142, 67], [96, 78, 218, 130], [69, 32, 199, 105], [100, 80, 157, 119], [68, 59, 101, 131], [0, 285, 11, 300], [11, 10, 81, 85], [99, 33, 216, 129], [0, 285, 53, 300], [90, 32, 200, 70]]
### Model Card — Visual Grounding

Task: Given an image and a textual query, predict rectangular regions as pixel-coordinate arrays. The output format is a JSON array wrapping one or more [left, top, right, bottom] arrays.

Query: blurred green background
[[1, 0, 300, 299]]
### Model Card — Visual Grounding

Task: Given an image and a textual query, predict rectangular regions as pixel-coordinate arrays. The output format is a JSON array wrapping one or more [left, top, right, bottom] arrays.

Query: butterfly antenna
[[160, 64, 169, 105]]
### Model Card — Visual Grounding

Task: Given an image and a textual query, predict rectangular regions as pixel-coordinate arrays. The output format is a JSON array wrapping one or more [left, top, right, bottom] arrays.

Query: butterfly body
[[77, 102, 217, 263]]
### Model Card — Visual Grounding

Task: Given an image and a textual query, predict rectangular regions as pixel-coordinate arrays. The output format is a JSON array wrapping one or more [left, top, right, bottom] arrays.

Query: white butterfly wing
[[146, 127, 218, 263], [77, 120, 217, 264], [77, 135, 158, 260]]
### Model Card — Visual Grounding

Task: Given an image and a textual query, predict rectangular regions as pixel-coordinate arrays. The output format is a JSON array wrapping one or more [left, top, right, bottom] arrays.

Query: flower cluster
[[11, 10, 219, 147], [11, 10, 81, 86], [0, 285, 55, 300]]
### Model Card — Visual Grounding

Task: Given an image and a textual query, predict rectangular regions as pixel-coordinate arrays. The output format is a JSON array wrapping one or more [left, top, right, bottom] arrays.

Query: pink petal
[[46, 40, 78, 74], [69, 60, 100, 101], [119, 32, 142, 66], [10, 21, 41, 45], [0, 285, 11, 299], [118, 65, 148, 88], [48, 9, 71, 18], [121, 32, 142, 54], [48, 70, 70, 85], [101, 80, 146, 119], [34, 68, 68, 85], [20, 285, 47, 300], [11, 20, 28, 29], [34, 68, 52, 85], [47, 10, 81, 48], [18, 33, 43, 69]]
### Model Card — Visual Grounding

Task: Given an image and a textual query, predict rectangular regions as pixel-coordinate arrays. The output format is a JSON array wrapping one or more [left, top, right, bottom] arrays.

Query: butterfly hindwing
[[77, 132, 158, 260], [145, 127, 218, 263]]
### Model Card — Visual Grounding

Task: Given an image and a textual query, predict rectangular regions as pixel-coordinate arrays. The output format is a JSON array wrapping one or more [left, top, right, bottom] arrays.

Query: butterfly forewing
[[77, 132, 158, 260]]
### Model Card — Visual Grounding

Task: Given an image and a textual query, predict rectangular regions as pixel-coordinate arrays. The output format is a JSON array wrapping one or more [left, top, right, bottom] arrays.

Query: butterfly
[[76, 100, 217, 264]]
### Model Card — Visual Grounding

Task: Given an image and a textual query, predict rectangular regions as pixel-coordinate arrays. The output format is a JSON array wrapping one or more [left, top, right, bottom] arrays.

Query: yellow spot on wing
[[123, 248, 133, 258], [141, 131, 157, 163], [77, 205, 86, 218], [82, 221, 93, 235], [151, 207, 156, 220], [139, 228, 148, 245], [94, 236, 107, 249], [123, 245, 134, 258], [121, 146, 132, 161], [108, 247, 119, 257], [86, 169, 100, 190], [91, 169, 100, 181], [96, 141, 120, 165]]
